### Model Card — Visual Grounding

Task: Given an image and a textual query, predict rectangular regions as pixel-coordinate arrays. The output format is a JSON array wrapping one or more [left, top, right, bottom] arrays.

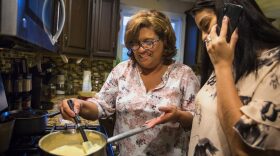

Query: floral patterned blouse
[[88, 59, 199, 156], [188, 46, 280, 156]]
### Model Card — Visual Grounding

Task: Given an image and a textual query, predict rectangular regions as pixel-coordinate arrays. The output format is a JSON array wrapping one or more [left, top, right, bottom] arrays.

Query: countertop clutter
[[47, 95, 99, 126]]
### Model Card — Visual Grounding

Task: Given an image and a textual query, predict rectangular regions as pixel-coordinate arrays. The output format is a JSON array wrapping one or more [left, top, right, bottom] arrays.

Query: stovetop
[[4, 125, 114, 156]]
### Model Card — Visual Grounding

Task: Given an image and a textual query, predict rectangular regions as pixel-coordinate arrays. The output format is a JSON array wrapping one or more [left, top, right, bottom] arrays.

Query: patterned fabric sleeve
[[234, 62, 280, 151], [87, 62, 126, 118], [180, 67, 200, 115]]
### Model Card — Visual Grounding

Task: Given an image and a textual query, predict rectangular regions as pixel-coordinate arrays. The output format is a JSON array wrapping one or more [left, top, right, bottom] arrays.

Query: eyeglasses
[[129, 39, 160, 51]]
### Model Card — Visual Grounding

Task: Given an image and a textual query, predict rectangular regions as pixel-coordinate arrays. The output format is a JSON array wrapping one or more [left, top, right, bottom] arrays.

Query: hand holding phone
[[217, 3, 243, 42]]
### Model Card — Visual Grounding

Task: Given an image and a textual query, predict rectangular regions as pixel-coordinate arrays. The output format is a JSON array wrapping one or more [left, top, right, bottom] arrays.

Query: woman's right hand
[[206, 16, 238, 69], [60, 98, 83, 121]]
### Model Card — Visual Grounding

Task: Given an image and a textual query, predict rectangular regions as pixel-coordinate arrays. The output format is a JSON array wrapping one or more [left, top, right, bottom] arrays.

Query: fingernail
[[223, 16, 228, 21]]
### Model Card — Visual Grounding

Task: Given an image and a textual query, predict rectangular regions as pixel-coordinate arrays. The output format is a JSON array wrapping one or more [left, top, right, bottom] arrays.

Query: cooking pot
[[0, 113, 15, 154], [8, 109, 60, 136], [39, 125, 150, 156]]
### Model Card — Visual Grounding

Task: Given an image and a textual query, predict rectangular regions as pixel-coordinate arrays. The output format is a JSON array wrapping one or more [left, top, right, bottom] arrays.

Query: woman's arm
[[208, 16, 261, 155], [60, 63, 123, 121], [145, 106, 193, 129], [215, 58, 280, 156], [78, 100, 99, 120], [205, 16, 249, 155], [215, 66, 248, 155], [60, 98, 99, 121]]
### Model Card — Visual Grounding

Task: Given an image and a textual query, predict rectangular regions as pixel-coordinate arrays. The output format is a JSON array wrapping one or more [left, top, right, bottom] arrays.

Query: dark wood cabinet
[[60, 0, 120, 58], [61, 0, 92, 56], [91, 0, 119, 57]]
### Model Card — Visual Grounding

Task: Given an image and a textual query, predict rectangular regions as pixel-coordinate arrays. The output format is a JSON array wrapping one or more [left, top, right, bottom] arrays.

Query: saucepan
[[7, 109, 60, 136], [39, 125, 150, 156]]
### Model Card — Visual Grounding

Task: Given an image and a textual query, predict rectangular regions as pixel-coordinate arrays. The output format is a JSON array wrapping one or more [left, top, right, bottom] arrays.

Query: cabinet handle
[[64, 34, 68, 46], [112, 42, 115, 48]]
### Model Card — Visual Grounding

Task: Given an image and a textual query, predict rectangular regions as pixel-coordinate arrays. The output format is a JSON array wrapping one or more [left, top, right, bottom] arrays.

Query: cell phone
[[217, 3, 243, 41]]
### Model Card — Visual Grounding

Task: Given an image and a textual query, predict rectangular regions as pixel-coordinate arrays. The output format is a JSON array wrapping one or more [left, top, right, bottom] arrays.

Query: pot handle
[[107, 125, 150, 144], [47, 111, 61, 118]]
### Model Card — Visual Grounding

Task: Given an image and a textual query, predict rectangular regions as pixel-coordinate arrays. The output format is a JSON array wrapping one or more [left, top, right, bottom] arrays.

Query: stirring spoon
[[67, 99, 94, 154]]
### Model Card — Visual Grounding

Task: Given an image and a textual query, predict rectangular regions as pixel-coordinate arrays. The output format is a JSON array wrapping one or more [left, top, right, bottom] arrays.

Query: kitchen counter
[[47, 95, 99, 126]]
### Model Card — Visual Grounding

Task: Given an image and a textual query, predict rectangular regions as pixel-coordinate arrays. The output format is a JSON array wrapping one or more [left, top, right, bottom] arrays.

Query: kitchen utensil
[[76, 58, 84, 64], [67, 100, 94, 154], [39, 125, 150, 156], [6, 109, 60, 136]]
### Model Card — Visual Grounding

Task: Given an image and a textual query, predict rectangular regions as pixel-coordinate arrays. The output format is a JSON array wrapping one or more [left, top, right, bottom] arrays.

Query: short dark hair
[[125, 10, 177, 65]]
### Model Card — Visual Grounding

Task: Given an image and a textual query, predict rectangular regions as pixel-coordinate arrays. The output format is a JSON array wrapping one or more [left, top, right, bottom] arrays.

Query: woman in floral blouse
[[60, 10, 199, 156], [148, 0, 280, 155]]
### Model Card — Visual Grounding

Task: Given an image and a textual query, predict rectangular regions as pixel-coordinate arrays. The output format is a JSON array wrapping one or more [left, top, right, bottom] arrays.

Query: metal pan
[[7, 109, 60, 136], [39, 125, 150, 156]]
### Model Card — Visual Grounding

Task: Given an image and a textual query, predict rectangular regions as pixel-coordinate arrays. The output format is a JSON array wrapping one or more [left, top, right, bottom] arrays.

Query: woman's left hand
[[145, 105, 180, 128], [205, 16, 239, 69]]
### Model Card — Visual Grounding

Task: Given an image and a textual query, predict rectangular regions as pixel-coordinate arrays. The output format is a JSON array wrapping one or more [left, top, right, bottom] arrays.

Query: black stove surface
[[3, 125, 114, 156]]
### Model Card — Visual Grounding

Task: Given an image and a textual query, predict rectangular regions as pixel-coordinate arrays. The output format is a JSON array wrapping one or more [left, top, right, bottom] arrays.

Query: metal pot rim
[[8, 109, 49, 119], [39, 129, 108, 156]]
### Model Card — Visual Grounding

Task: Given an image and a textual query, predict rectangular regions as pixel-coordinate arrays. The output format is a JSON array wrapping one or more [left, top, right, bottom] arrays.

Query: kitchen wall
[[0, 0, 195, 96], [120, 0, 194, 13], [256, 0, 280, 29], [0, 49, 114, 94]]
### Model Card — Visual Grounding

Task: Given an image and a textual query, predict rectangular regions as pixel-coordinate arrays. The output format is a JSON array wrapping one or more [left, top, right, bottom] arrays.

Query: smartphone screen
[[217, 3, 243, 41]]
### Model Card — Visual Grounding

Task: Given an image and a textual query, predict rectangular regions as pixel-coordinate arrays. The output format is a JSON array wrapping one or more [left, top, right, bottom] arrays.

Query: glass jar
[[56, 75, 65, 95], [49, 83, 56, 98]]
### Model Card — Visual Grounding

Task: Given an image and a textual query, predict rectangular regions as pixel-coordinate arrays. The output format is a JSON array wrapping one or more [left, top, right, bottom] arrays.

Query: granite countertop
[[47, 95, 99, 126]]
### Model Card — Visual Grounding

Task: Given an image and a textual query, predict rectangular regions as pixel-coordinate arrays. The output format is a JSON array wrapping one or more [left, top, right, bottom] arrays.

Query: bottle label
[[56, 90, 65, 95], [14, 79, 23, 93], [23, 79, 32, 92]]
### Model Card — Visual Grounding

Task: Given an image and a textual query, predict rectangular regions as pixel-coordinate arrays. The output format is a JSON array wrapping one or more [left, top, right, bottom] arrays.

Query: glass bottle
[[56, 74, 65, 95], [22, 73, 32, 109]]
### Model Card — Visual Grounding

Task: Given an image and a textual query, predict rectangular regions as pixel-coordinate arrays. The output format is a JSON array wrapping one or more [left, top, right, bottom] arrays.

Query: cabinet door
[[61, 0, 92, 56], [91, 0, 120, 58]]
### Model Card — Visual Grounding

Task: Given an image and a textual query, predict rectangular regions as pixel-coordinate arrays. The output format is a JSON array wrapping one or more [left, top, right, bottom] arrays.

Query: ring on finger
[[204, 35, 212, 46], [205, 35, 212, 43]]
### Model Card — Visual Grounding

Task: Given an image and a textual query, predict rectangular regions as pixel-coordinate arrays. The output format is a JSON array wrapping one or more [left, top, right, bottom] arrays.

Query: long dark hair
[[191, 0, 280, 86]]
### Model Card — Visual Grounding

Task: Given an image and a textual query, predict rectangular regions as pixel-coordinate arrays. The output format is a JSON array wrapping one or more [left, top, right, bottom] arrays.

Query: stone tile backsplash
[[0, 49, 114, 93]]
